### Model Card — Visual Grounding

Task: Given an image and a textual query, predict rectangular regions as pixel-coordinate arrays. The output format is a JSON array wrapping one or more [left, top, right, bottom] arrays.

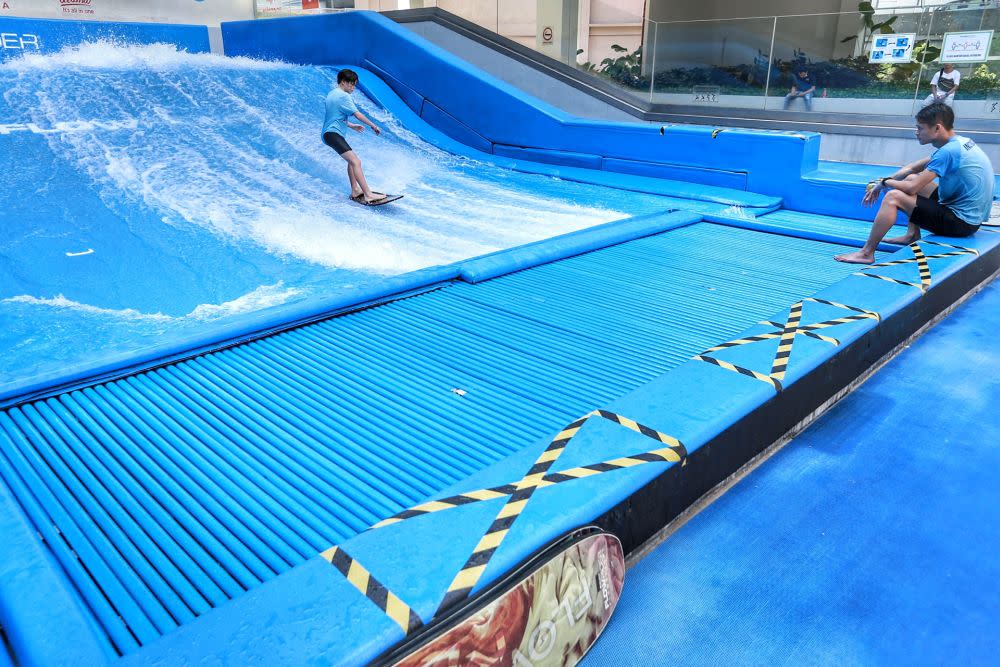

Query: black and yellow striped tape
[[695, 298, 879, 390], [322, 409, 687, 631], [372, 410, 686, 530], [322, 545, 422, 635], [435, 412, 595, 614], [769, 300, 802, 381], [857, 240, 978, 292]]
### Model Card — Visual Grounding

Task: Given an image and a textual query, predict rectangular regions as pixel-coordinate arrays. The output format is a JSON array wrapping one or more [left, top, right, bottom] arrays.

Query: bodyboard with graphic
[[379, 526, 625, 667]]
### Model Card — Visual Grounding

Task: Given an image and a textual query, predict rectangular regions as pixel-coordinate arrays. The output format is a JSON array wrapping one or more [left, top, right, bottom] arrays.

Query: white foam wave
[[3, 45, 641, 278], [3, 283, 302, 322], [0, 40, 290, 72], [720, 205, 756, 220]]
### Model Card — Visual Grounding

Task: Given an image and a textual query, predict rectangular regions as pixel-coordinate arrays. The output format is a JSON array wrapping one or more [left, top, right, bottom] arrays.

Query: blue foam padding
[[0, 476, 110, 665], [586, 277, 1000, 666], [0, 264, 461, 408], [458, 210, 702, 283], [493, 144, 603, 170], [602, 157, 748, 191], [0, 17, 209, 62]]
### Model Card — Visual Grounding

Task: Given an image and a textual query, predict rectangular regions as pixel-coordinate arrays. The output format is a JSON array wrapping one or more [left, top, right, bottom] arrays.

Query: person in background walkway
[[835, 103, 994, 265], [783, 68, 816, 111], [922, 63, 960, 108]]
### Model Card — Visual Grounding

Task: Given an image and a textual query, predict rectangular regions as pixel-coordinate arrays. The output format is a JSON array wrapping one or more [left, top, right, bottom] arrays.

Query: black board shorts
[[910, 188, 979, 237], [323, 131, 352, 155]]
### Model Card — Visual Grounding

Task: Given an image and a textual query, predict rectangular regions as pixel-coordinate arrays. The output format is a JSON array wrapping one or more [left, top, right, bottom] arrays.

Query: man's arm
[[352, 110, 381, 135], [887, 156, 931, 181], [885, 168, 938, 196], [862, 157, 933, 205], [802, 84, 816, 95]]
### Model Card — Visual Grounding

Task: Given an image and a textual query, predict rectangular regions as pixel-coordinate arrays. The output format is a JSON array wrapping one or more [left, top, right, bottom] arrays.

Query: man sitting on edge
[[835, 103, 994, 265]]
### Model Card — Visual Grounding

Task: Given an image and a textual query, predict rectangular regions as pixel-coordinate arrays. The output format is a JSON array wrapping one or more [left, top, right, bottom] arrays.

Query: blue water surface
[[0, 43, 669, 396]]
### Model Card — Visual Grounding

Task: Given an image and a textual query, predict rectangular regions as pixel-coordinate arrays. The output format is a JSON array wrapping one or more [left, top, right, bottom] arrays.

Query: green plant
[[840, 1, 899, 55], [576, 44, 645, 88]]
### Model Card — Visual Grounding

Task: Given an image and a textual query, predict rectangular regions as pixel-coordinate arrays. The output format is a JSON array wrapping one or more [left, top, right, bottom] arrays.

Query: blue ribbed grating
[[0, 223, 875, 654], [757, 209, 880, 241]]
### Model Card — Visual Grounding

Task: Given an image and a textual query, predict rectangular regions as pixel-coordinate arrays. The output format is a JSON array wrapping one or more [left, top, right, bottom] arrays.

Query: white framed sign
[[869, 33, 915, 63], [941, 31, 994, 63]]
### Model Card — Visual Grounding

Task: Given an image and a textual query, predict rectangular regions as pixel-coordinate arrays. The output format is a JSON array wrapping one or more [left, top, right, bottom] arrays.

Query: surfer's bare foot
[[884, 229, 920, 244], [834, 250, 875, 264]]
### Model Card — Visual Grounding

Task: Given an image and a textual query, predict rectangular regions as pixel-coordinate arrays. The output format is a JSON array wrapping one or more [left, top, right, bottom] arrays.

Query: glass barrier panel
[[767, 8, 928, 115], [648, 17, 775, 110], [914, 5, 1000, 120]]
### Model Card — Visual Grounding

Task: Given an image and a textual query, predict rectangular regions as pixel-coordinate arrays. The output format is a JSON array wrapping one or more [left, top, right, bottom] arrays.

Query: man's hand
[[349, 123, 364, 133], [862, 181, 883, 206], [371, 125, 381, 136]]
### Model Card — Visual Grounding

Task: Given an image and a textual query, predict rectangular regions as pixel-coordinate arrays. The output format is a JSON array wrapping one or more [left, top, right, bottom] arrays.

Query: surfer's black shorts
[[910, 188, 979, 237], [323, 131, 352, 155]]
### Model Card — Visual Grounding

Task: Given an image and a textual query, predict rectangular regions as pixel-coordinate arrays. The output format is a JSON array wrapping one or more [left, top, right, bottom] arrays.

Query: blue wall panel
[[419, 99, 493, 154]]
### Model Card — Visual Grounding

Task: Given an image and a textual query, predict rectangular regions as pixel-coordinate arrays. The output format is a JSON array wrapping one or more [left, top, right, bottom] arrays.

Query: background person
[[922, 63, 960, 108], [835, 103, 994, 265], [783, 68, 816, 111]]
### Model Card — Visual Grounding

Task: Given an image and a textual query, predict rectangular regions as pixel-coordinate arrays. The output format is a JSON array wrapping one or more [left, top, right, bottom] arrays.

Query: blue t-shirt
[[928, 135, 995, 225], [322, 87, 358, 138]]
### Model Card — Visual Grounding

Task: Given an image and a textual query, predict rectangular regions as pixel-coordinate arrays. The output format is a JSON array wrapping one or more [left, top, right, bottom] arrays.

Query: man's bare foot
[[834, 250, 876, 264], [884, 229, 920, 245]]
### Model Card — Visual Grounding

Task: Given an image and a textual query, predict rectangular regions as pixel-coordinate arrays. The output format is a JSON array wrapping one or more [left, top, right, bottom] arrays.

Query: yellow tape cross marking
[[769, 300, 802, 381], [322, 546, 422, 635], [322, 410, 687, 630], [434, 410, 591, 614], [370, 410, 686, 529], [694, 299, 879, 391], [856, 240, 978, 292]]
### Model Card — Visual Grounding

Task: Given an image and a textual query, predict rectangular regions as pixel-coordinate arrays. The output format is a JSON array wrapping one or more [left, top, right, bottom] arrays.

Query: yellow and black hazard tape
[[322, 545, 422, 635], [857, 240, 978, 292], [694, 298, 880, 391], [435, 412, 581, 614], [769, 300, 802, 381], [803, 297, 881, 321], [372, 410, 687, 530], [321, 409, 687, 631], [694, 354, 782, 390]]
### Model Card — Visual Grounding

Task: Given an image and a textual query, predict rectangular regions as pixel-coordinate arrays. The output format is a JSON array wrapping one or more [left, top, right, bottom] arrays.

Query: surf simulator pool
[[1, 11, 997, 667]]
